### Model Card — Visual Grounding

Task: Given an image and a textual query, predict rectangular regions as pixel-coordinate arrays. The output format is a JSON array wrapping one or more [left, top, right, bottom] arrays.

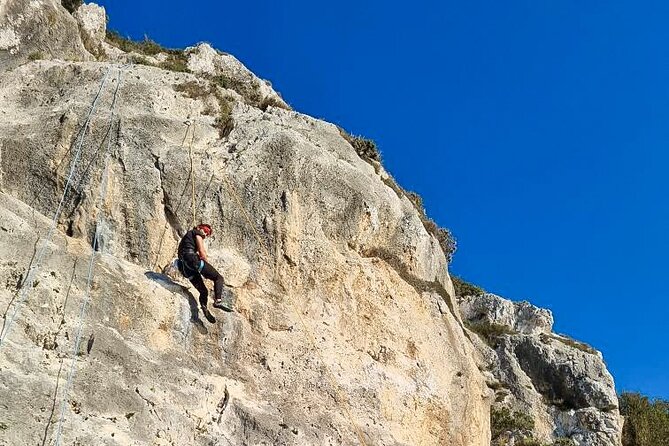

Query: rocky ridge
[[0, 1, 621, 445], [459, 293, 622, 446]]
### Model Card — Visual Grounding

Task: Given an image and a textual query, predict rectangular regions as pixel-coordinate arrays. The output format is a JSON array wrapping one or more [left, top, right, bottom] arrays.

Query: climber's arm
[[195, 234, 208, 262]]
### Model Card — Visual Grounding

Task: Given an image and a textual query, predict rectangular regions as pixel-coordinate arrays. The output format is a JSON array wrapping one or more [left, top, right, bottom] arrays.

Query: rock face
[[459, 293, 623, 446], [0, 2, 620, 446], [185, 42, 290, 110], [0, 0, 92, 69], [0, 2, 489, 445]]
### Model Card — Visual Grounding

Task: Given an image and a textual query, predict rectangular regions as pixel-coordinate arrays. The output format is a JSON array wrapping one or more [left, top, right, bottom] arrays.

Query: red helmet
[[196, 224, 212, 237]]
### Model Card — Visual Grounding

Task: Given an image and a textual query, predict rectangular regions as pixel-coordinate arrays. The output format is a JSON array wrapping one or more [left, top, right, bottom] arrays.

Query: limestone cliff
[[459, 293, 623, 445], [0, 2, 620, 445]]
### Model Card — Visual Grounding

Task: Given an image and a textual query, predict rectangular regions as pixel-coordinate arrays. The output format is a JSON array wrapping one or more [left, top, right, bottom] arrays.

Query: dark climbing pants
[[181, 254, 224, 307]]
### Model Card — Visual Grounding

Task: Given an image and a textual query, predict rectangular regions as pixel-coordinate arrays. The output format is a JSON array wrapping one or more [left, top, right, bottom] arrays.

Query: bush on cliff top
[[452, 275, 484, 298], [620, 392, 669, 446], [106, 30, 190, 73], [338, 127, 381, 163]]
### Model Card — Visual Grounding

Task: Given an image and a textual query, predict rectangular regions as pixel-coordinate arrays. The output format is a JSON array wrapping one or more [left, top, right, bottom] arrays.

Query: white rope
[[53, 66, 124, 446], [0, 66, 113, 349]]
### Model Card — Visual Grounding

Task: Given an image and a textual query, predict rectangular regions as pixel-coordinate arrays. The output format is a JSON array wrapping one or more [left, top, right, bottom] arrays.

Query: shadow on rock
[[144, 271, 207, 334]]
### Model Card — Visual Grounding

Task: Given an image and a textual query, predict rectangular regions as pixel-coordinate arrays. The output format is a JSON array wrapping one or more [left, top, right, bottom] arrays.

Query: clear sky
[[97, 0, 669, 399]]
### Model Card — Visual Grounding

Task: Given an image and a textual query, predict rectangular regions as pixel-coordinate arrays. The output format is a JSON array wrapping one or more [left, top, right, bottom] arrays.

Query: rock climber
[[178, 223, 232, 322]]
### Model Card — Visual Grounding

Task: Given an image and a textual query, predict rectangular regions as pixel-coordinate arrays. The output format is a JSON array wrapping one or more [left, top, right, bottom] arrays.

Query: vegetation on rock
[[491, 407, 534, 444], [620, 392, 669, 446], [551, 334, 598, 355], [466, 321, 517, 347], [491, 407, 574, 446], [106, 30, 190, 73], [174, 81, 234, 138], [338, 127, 381, 163], [452, 275, 484, 298]]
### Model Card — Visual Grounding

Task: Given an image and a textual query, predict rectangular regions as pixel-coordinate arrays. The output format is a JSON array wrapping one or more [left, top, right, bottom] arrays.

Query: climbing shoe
[[201, 306, 216, 323], [213, 299, 233, 312]]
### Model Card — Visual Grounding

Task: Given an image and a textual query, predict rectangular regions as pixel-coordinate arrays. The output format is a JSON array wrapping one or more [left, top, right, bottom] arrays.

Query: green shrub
[[173, 81, 234, 138], [212, 74, 261, 105], [106, 30, 190, 73], [28, 52, 44, 61], [61, 0, 82, 13], [159, 53, 189, 72], [129, 55, 154, 67], [213, 91, 234, 138], [552, 334, 597, 355], [467, 321, 516, 348], [434, 226, 457, 262], [491, 407, 534, 441], [620, 392, 669, 446], [402, 194, 455, 262], [405, 191, 425, 215], [338, 127, 381, 163], [452, 275, 484, 298], [174, 81, 208, 100], [106, 30, 163, 55]]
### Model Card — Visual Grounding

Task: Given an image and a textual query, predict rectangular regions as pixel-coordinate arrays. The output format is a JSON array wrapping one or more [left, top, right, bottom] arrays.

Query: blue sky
[[97, 0, 669, 399]]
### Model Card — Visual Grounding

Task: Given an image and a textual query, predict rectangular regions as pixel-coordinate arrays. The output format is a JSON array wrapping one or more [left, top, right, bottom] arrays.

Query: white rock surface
[[460, 293, 554, 334], [74, 2, 106, 52], [459, 293, 622, 446], [0, 0, 92, 69], [185, 42, 290, 110]]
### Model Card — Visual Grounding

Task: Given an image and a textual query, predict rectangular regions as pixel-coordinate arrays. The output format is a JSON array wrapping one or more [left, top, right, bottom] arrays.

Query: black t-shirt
[[178, 228, 206, 257]]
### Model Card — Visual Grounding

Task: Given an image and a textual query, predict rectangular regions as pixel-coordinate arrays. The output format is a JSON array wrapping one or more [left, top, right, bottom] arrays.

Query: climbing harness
[[0, 66, 113, 349], [177, 254, 204, 279]]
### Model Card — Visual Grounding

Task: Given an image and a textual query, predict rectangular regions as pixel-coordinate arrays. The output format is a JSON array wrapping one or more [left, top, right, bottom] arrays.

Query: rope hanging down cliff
[[153, 120, 214, 270], [53, 65, 125, 446], [0, 66, 113, 349]]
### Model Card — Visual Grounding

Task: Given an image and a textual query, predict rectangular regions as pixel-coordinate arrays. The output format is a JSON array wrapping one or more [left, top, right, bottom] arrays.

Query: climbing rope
[[217, 168, 368, 446], [0, 66, 113, 349], [152, 121, 214, 271], [189, 121, 197, 228], [53, 66, 124, 446]]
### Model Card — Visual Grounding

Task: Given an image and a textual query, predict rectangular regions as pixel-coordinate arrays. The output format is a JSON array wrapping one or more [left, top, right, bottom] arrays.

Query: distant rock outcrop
[[460, 293, 623, 446]]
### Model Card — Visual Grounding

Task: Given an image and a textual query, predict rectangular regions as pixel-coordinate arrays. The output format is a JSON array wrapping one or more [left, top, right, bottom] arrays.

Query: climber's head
[[196, 223, 212, 237]]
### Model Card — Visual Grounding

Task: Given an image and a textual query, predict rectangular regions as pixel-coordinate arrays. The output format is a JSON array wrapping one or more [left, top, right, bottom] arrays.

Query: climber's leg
[[188, 272, 215, 323], [200, 261, 233, 312], [189, 273, 208, 307]]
